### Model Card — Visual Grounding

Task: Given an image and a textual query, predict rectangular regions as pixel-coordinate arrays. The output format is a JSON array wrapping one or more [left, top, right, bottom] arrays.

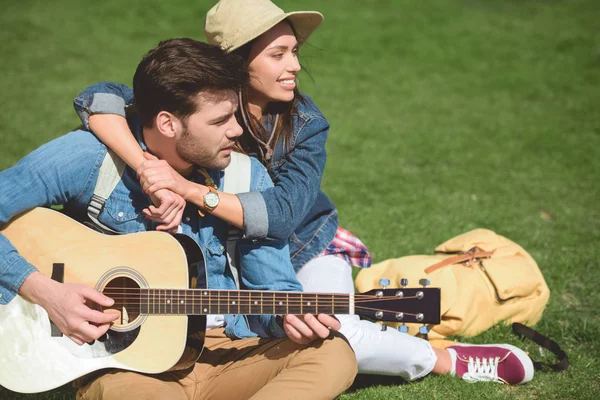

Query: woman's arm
[[74, 82, 143, 169], [88, 114, 145, 169], [237, 116, 330, 240], [186, 186, 244, 229], [138, 153, 244, 229]]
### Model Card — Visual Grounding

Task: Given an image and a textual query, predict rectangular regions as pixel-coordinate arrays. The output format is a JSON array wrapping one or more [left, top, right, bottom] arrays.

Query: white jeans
[[296, 255, 437, 381]]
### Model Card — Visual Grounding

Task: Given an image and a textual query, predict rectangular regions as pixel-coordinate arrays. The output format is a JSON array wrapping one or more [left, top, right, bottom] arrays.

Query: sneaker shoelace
[[462, 356, 506, 384]]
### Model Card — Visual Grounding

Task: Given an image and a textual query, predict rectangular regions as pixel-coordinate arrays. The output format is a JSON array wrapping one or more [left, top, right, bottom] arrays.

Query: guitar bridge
[[50, 263, 65, 337]]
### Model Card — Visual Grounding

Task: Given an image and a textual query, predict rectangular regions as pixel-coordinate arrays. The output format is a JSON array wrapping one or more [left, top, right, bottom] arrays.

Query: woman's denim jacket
[[73, 83, 338, 271], [0, 126, 301, 340]]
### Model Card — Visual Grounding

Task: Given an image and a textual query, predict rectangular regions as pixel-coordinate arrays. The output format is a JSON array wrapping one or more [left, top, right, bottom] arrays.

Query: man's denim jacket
[[0, 124, 301, 339], [74, 84, 338, 271]]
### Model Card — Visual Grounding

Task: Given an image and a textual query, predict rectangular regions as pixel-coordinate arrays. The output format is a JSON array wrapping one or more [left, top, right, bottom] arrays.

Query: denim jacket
[[73, 83, 338, 271], [0, 123, 302, 339]]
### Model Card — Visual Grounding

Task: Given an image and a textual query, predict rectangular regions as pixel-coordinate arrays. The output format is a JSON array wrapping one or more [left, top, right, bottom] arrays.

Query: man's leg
[[75, 326, 356, 400], [76, 368, 194, 400], [194, 328, 357, 400]]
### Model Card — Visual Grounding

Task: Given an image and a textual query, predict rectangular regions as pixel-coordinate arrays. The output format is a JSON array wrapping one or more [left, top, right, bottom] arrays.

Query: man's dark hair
[[133, 38, 248, 127]]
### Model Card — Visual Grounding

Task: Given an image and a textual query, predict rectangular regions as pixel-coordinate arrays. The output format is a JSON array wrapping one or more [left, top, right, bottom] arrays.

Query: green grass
[[1, 0, 599, 398]]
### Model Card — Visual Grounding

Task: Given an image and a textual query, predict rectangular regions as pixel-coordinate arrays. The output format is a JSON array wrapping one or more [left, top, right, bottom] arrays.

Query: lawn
[[1, 0, 599, 399]]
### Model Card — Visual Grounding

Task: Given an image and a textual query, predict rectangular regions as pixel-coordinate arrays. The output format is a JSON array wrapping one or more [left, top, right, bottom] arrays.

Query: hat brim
[[225, 11, 323, 53]]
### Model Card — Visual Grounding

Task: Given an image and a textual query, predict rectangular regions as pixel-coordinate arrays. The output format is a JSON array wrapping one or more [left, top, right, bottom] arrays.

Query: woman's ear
[[155, 111, 182, 138]]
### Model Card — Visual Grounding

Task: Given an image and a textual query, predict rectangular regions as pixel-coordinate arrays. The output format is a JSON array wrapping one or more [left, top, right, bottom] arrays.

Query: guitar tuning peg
[[400, 278, 408, 288], [419, 278, 430, 288], [397, 323, 409, 334], [380, 323, 388, 331], [417, 324, 430, 340], [379, 278, 391, 289]]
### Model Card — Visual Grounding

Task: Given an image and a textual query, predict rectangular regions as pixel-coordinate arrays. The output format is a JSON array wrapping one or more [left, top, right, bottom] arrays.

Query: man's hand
[[137, 153, 187, 232], [19, 272, 119, 346], [145, 189, 186, 233], [282, 313, 341, 345]]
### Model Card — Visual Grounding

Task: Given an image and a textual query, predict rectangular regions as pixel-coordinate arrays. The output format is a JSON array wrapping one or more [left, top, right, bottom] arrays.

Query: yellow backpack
[[355, 229, 550, 348]]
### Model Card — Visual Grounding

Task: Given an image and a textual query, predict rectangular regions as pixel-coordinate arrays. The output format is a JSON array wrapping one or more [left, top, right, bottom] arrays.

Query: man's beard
[[175, 127, 231, 170]]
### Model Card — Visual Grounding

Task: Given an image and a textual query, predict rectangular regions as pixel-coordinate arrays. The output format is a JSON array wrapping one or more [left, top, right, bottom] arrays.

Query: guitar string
[[96, 296, 418, 303], [101, 289, 427, 299], [99, 294, 422, 302], [93, 305, 420, 315], [95, 308, 422, 323], [100, 291, 419, 297], [98, 295, 421, 303], [101, 287, 429, 293]]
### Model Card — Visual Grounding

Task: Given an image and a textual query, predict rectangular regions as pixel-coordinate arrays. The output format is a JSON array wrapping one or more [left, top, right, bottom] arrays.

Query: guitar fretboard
[[138, 289, 353, 315]]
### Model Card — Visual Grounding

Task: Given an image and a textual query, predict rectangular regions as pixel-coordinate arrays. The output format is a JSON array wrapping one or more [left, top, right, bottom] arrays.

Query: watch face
[[205, 192, 219, 208]]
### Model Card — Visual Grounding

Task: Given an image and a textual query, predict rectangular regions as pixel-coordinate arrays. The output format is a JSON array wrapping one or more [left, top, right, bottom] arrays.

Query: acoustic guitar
[[0, 207, 440, 393]]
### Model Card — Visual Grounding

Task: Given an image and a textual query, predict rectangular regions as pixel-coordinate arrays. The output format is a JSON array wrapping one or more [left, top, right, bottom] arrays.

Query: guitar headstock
[[354, 279, 440, 324]]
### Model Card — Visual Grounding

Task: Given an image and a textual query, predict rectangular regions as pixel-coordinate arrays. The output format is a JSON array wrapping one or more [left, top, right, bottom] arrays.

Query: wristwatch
[[203, 186, 220, 212]]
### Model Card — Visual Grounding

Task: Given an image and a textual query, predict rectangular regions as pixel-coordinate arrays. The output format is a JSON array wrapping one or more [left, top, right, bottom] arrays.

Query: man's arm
[[0, 131, 119, 343]]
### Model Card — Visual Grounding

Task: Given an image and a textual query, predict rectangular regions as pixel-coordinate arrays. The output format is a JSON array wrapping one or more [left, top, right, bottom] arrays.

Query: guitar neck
[[137, 289, 353, 316]]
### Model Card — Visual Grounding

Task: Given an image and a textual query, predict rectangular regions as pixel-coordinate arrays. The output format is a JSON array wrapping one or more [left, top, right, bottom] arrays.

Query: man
[[0, 38, 357, 399]]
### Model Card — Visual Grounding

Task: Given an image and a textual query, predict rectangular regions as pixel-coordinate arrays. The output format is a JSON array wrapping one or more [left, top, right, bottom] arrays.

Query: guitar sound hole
[[101, 277, 141, 328]]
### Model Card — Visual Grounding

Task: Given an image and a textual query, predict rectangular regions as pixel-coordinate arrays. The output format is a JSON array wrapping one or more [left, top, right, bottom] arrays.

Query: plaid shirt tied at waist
[[321, 227, 371, 268]]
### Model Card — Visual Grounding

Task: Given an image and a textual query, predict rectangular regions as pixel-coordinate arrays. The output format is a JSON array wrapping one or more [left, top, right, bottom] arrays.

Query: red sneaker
[[447, 344, 534, 384]]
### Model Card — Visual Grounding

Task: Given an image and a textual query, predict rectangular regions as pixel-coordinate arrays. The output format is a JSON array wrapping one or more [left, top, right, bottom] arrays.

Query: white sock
[[447, 348, 458, 376]]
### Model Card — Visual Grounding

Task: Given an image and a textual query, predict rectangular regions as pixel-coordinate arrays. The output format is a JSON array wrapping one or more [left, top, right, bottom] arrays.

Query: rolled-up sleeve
[[73, 82, 134, 129], [237, 191, 269, 239]]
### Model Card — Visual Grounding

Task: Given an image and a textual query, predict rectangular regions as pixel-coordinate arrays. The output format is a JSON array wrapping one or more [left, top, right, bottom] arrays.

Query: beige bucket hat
[[204, 0, 324, 53]]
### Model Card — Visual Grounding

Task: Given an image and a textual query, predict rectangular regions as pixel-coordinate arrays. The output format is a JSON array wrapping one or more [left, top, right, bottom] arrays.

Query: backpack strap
[[222, 152, 252, 289], [87, 150, 126, 234], [512, 323, 569, 372], [426, 247, 495, 274]]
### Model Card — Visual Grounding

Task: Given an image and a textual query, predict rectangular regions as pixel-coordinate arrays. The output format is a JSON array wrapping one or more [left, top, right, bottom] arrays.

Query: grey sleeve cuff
[[237, 191, 269, 240], [77, 93, 127, 130]]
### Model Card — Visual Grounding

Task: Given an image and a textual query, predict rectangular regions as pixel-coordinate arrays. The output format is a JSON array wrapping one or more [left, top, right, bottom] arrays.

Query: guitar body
[[0, 208, 198, 393]]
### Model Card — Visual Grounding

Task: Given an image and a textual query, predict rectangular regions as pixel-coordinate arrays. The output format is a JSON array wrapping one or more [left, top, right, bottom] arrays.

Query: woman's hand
[[282, 313, 341, 345], [137, 153, 193, 198]]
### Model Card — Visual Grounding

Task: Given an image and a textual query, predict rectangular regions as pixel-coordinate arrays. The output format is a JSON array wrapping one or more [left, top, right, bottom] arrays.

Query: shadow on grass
[[347, 374, 408, 393]]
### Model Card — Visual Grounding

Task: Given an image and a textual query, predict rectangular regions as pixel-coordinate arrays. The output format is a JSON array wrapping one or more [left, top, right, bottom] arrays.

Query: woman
[[72, 0, 534, 384]]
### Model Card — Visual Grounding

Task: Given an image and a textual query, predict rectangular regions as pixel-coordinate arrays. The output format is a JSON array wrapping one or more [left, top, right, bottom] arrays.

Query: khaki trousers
[[76, 328, 357, 400]]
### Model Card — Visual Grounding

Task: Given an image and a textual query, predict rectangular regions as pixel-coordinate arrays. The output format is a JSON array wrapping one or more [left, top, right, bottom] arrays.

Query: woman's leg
[[296, 255, 437, 381], [296, 255, 535, 385]]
